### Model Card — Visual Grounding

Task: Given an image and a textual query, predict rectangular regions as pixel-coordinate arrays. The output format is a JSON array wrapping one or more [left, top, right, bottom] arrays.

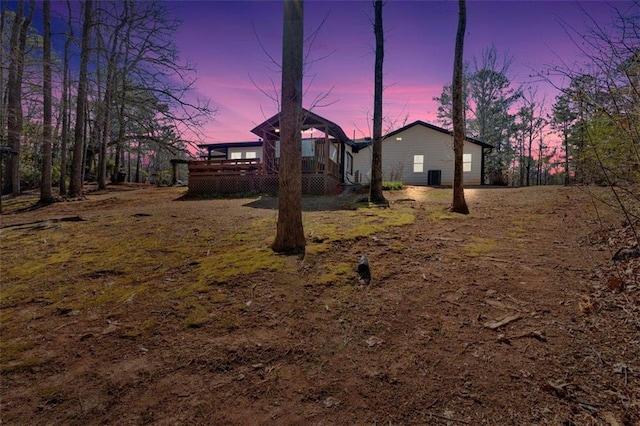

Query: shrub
[[382, 181, 403, 190]]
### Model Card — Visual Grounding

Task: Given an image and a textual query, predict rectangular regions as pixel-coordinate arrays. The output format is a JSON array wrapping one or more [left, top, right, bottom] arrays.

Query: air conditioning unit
[[427, 170, 441, 186]]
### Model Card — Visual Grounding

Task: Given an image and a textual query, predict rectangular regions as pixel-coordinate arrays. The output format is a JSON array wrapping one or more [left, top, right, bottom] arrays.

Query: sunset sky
[[166, 0, 631, 144]]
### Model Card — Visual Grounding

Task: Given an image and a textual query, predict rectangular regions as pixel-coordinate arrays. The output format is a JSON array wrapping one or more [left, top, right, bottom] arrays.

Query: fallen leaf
[[366, 336, 383, 347]]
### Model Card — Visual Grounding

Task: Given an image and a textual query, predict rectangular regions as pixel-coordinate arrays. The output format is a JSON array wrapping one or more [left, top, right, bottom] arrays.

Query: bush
[[382, 181, 403, 190]]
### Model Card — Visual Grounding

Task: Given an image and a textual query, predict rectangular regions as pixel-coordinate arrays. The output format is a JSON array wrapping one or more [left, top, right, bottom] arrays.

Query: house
[[351, 121, 493, 186], [187, 115, 492, 196], [189, 109, 364, 195]]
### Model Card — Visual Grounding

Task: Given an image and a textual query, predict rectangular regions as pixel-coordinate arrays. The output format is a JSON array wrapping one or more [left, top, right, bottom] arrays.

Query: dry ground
[[0, 185, 638, 425]]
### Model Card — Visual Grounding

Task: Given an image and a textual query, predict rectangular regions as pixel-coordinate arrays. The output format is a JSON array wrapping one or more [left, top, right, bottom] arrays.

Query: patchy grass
[[463, 236, 498, 257], [0, 191, 417, 348], [1, 186, 637, 425], [0, 195, 40, 213], [313, 262, 355, 285], [0, 356, 52, 374], [0, 340, 36, 363]]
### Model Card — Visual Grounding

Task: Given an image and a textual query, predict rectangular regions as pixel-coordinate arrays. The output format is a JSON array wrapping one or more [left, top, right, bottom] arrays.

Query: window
[[463, 153, 472, 172], [413, 155, 424, 173], [245, 151, 257, 159], [229, 151, 242, 160], [346, 152, 353, 175], [301, 140, 315, 157], [330, 145, 338, 162]]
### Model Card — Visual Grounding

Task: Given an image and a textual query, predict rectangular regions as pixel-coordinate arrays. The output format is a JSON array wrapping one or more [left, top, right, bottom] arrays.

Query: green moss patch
[[463, 237, 498, 257]]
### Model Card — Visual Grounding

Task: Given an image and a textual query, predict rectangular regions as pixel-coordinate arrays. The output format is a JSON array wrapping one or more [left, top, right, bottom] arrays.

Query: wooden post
[[171, 160, 178, 185], [324, 125, 329, 176]]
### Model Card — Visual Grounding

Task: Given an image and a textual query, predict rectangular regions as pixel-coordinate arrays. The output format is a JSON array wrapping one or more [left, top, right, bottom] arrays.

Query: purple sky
[[168, 0, 631, 144]]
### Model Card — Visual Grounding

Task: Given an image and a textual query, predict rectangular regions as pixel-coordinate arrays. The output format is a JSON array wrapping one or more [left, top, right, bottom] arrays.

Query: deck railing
[[188, 158, 265, 176], [266, 156, 340, 179]]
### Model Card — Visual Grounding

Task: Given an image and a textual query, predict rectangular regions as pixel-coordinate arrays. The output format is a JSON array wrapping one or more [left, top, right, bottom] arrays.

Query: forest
[[0, 0, 639, 424], [1, 0, 212, 201], [0, 1, 638, 199]]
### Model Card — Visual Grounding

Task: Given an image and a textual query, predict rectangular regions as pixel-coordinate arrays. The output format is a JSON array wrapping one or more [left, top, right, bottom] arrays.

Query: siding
[[352, 145, 372, 184], [351, 125, 484, 186]]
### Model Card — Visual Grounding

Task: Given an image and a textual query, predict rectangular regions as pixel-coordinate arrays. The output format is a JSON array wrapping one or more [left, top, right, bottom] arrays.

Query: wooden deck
[[188, 158, 341, 195], [188, 158, 266, 176]]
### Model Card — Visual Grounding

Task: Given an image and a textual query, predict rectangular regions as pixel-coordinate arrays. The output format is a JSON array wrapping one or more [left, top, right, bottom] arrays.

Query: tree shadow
[[243, 194, 364, 212], [2, 198, 56, 215]]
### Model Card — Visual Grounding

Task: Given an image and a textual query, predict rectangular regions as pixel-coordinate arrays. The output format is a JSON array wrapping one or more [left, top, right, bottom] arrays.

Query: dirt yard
[[0, 185, 638, 425]]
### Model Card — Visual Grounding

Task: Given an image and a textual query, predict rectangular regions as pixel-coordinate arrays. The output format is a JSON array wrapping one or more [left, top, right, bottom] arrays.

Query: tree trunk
[[272, 0, 305, 256], [98, 14, 126, 190], [40, 0, 53, 203], [449, 0, 469, 214], [59, 0, 73, 196], [4, 0, 22, 195], [563, 127, 570, 185], [135, 139, 143, 183], [5, 0, 33, 196], [369, 0, 386, 205], [68, 0, 92, 198], [113, 4, 132, 184], [526, 130, 533, 186], [0, 0, 8, 144]]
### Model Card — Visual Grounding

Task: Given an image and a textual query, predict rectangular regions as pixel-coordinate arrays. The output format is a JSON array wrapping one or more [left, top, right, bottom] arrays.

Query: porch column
[[339, 141, 345, 183], [323, 125, 329, 176], [171, 160, 178, 185]]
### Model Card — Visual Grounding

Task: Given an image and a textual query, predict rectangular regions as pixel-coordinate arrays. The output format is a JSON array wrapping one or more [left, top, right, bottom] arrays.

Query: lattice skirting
[[188, 174, 338, 196]]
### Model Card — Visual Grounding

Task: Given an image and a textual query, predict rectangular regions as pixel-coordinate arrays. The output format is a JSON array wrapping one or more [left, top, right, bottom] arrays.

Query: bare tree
[[68, 0, 93, 198], [59, 0, 73, 196], [545, 3, 640, 247], [0, 0, 8, 142], [434, 45, 520, 185], [369, 0, 387, 205], [550, 92, 577, 185], [96, 0, 213, 183], [272, 0, 305, 255], [449, 0, 469, 214], [4, 0, 34, 196], [515, 87, 546, 186], [94, 2, 127, 189], [39, 0, 53, 203]]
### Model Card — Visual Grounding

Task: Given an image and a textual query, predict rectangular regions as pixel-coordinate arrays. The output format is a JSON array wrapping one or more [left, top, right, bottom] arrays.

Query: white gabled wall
[[350, 124, 484, 186], [385, 125, 451, 185]]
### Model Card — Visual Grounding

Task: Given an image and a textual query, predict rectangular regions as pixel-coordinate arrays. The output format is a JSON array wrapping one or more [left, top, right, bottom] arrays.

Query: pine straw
[[572, 219, 640, 424]]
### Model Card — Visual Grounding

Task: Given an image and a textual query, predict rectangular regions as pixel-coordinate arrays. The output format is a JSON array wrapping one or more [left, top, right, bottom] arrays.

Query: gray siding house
[[352, 121, 493, 186]]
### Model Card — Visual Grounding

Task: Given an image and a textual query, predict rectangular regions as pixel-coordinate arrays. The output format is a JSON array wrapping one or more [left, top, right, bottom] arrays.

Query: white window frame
[[245, 151, 257, 159], [463, 153, 472, 172], [413, 155, 424, 173], [330, 144, 338, 162], [229, 151, 242, 160]]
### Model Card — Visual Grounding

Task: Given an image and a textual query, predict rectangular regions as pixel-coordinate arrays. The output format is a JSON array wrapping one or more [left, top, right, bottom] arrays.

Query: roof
[[351, 139, 373, 152], [250, 108, 356, 147], [383, 121, 493, 149], [197, 141, 263, 150]]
